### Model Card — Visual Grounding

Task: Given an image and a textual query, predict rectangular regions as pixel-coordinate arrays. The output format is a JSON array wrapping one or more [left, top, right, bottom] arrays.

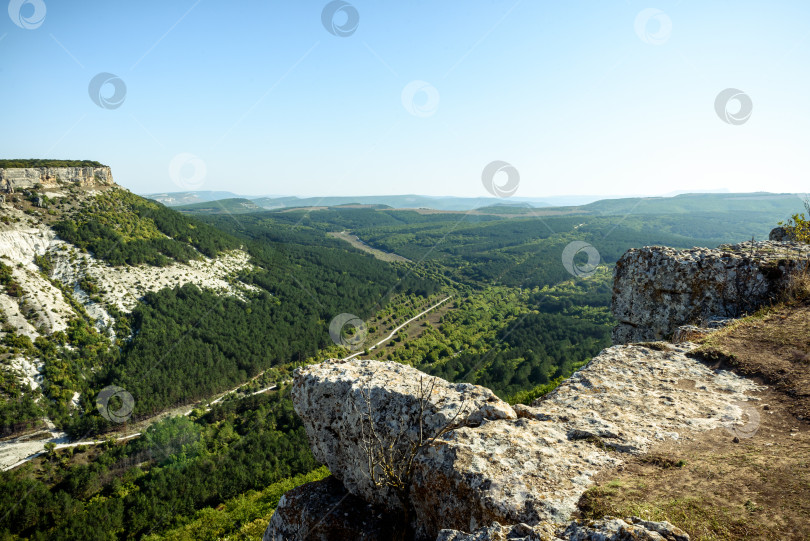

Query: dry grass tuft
[[783, 265, 810, 304]]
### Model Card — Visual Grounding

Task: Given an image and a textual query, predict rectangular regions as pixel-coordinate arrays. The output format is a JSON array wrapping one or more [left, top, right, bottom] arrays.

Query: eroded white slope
[[0, 205, 258, 337]]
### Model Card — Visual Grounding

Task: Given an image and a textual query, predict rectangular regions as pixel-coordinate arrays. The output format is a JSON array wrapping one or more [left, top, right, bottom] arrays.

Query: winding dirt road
[[341, 296, 452, 361]]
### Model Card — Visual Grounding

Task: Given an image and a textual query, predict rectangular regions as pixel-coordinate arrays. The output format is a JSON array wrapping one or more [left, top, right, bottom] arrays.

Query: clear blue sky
[[1, 0, 809, 198]]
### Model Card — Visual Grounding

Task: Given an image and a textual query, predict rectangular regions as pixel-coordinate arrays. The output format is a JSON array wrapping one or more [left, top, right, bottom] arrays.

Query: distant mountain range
[[141, 190, 808, 218], [142, 192, 607, 211]]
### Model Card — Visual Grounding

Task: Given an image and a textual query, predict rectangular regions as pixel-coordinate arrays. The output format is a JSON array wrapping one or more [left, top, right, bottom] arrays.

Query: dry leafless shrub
[[783, 265, 810, 304], [354, 373, 467, 538]]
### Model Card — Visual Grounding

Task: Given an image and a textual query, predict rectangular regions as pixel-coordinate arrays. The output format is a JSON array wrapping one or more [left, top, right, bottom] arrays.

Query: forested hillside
[[53, 190, 241, 266], [1, 389, 318, 539]]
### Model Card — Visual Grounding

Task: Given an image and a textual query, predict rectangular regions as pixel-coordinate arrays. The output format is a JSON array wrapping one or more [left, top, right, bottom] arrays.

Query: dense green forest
[[233, 206, 782, 287], [0, 389, 318, 540]]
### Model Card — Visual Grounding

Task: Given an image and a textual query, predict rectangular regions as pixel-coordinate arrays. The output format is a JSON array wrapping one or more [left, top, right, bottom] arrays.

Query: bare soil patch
[[697, 303, 810, 420], [577, 302, 810, 540], [327, 231, 410, 263]]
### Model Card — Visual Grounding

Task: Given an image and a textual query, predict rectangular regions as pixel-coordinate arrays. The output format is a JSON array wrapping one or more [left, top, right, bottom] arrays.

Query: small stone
[[733, 436, 740, 443]]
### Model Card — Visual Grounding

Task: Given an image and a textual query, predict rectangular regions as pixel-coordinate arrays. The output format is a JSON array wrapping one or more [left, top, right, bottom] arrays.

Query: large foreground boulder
[[292, 359, 516, 511], [612, 240, 810, 344], [410, 417, 619, 536], [282, 348, 757, 540], [408, 344, 759, 538]]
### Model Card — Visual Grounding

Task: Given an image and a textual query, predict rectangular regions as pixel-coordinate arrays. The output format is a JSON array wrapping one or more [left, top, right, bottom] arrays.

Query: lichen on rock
[[437, 516, 690, 541]]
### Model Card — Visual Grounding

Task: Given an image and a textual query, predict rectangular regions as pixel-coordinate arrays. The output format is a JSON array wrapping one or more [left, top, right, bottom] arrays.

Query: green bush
[[778, 197, 810, 243]]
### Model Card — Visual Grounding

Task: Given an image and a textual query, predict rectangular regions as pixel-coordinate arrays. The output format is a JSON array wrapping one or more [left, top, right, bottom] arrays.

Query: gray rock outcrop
[[293, 359, 516, 512], [0, 167, 115, 192], [275, 349, 757, 540], [611, 241, 810, 344]]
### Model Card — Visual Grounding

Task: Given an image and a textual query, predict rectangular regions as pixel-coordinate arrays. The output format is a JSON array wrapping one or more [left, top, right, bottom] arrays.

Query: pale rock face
[[0, 167, 115, 191], [611, 241, 810, 344], [7, 357, 43, 391], [291, 359, 516, 511], [0, 228, 73, 338], [0, 212, 257, 338], [284, 347, 756, 540]]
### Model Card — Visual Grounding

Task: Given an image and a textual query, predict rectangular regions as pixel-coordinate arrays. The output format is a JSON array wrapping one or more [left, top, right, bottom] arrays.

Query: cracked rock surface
[[612, 241, 810, 344]]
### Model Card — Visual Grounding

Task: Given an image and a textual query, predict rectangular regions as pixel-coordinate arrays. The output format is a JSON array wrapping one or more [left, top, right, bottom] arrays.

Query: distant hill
[[172, 198, 264, 214], [249, 195, 553, 211], [582, 192, 805, 216], [145, 190, 244, 206]]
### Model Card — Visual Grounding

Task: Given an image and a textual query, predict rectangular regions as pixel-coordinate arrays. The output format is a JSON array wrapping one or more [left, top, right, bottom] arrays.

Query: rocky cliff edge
[[0, 166, 115, 192]]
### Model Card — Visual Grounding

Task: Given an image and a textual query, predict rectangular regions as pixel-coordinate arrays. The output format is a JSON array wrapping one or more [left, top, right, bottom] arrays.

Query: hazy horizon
[[3, 1, 810, 198]]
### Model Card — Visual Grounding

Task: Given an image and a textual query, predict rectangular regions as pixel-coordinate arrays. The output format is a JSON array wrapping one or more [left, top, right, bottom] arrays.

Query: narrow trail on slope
[[341, 296, 452, 362]]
